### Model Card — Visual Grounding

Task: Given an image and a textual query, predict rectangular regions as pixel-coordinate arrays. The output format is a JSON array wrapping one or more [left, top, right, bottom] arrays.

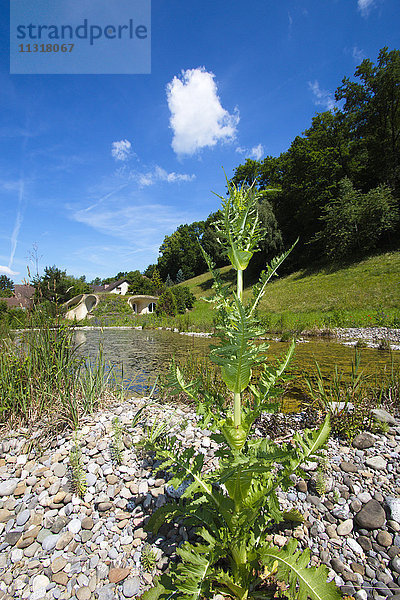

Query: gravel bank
[[0, 397, 399, 600]]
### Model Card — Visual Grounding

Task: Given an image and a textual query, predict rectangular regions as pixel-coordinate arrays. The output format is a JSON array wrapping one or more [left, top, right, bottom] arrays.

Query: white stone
[[366, 456, 387, 470], [0, 478, 19, 496], [32, 574, 50, 592], [347, 538, 364, 556], [16, 455, 27, 465], [386, 496, 400, 522], [68, 518, 82, 534], [11, 548, 23, 563]]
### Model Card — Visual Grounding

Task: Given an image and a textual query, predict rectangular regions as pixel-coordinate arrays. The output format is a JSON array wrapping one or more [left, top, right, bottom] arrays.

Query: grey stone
[[122, 577, 141, 598], [386, 497, 400, 523], [371, 408, 398, 425], [337, 518, 353, 536], [366, 456, 387, 470], [0, 479, 19, 496], [352, 432, 376, 449], [355, 499, 386, 530], [97, 584, 115, 600], [16, 509, 30, 526], [42, 534, 60, 551], [340, 461, 358, 473]]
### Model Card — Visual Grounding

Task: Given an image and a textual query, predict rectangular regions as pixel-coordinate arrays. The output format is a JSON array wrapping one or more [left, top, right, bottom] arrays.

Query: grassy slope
[[184, 251, 400, 329]]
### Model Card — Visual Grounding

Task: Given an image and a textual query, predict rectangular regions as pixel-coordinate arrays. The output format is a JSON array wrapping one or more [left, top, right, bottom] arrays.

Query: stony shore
[[1, 396, 400, 600]]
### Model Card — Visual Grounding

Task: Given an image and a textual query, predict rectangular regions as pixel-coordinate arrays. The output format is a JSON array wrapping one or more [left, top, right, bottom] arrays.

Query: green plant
[[110, 416, 124, 465], [141, 543, 158, 572], [69, 434, 87, 497], [141, 181, 338, 600]]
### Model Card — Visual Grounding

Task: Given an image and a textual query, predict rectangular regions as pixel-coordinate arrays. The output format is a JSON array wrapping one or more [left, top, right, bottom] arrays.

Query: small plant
[[69, 435, 87, 497], [141, 543, 157, 572], [141, 181, 339, 600], [110, 416, 124, 465]]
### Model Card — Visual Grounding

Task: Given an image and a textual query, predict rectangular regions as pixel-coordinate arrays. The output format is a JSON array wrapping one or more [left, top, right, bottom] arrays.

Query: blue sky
[[1, 0, 399, 284]]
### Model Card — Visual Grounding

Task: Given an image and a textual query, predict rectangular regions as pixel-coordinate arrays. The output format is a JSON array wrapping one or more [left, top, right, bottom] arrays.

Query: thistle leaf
[[261, 539, 341, 600]]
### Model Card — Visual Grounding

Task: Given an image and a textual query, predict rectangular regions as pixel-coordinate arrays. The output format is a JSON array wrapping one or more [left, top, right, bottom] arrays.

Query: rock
[[391, 556, 400, 574], [0, 479, 19, 496], [355, 499, 386, 530], [331, 557, 345, 573], [352, 432, 376, 449], [122, 577, 141, 598], [377, 530, 393, 547], [16, 509, 30, 526], [51, 556, 68, 574], [340, 461, 358, 473], [357, 535, 372, 551], [67, 518, 82, 534], [42, 534, 60, 551], [55, 531, 73, 550], [0, 508, 11, 523], [97, 502, 113, 512], [4, 530, 22, 546], [109, 567, 130, 584], [51, 516, 68, 534], [76, 587, 91, 600], [32, 574, 50, 592], [366, 456, 387, 470], [97, 584, 116, 600], [347, 538, 364, 556], [337, 519, 353, 536], [371, 408, 398, 425], [386, 497, 400, 523], [52, 463, 67, 477], [52, 572, 68, 586], [81, 516, 94, 530]]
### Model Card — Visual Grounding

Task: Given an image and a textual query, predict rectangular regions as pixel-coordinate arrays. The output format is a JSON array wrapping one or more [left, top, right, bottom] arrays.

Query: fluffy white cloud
[[167, 67, 239, 156], [111, 139, 132, 161], [357, 0, 375, 16], [308, 81, 336, 111], [236, 144, 264, 161], [352, 46, 365, 62], [0, 265, 18, 276]]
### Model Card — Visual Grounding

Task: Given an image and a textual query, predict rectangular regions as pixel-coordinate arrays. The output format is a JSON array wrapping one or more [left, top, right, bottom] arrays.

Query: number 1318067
[[19, 43, 74, 52]]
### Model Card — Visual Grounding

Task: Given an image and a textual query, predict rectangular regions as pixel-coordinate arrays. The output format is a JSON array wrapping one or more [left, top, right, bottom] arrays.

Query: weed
[[69, 435, 87, 498], [141, 543, 157, 572], [110, 417, 124, 465]]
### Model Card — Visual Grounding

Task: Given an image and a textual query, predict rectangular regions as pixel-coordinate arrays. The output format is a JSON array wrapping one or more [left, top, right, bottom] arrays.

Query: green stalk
[[234, 267, 244, 428]]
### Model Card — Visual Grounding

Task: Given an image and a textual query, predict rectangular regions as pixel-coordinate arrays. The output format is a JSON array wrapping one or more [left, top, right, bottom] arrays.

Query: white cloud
[[135, 165, 195, 187], [0, 265, 18, 276], [357, 0, 375, 16], [111, 139, 132, 161], [308, 81, 336, 111], [167, 67, 239, 156], [236, 144, 264, 161]]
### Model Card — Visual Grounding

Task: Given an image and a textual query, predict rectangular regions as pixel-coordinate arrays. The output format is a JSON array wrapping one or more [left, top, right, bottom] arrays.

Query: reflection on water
[[74, 328, 400, 398]]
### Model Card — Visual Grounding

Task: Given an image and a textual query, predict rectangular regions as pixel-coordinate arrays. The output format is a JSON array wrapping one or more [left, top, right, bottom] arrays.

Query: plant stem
[[237, 269, 243, 301], [234, 267, 244, 428], [234, 391, 241, 427]]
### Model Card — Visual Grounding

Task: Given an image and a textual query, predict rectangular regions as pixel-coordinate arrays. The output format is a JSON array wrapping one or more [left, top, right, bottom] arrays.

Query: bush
[[171, 285, 195, 313], [155, 289, 177, 316]]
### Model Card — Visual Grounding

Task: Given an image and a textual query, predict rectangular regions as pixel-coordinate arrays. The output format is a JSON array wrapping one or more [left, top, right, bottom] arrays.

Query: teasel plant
[[139, 180, 339, 600]]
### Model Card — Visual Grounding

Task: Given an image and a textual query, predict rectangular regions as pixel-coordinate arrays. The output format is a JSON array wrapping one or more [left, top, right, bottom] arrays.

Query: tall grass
[[0, 313, 117, 430]]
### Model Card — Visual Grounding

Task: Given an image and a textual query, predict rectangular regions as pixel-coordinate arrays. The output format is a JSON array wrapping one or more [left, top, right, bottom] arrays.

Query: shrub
[[155, 289, 177, 316]]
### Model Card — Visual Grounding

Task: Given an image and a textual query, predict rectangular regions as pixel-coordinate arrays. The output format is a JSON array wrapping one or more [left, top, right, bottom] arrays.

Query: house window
[[148, 302, 156, 313]]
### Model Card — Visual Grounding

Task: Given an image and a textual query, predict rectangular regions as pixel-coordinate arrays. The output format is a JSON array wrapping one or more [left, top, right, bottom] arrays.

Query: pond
[[74, 327, 400, 400]]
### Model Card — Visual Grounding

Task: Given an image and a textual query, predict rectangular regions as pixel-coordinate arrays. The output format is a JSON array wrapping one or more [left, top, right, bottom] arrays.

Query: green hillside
[[183, 251, 400, 331]]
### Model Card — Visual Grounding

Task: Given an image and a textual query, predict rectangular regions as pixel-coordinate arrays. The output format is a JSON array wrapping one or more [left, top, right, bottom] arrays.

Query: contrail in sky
[[8, 126, 29, 273]]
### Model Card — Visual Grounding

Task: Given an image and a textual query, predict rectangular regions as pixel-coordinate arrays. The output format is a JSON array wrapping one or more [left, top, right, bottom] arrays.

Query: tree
[[34, 266, 90, 305], [155, 288, 177, 316], [151, 268, 164, 295], [157, 221, 206, 280], [315, 178, 399, 259], [175, 269, 185, 284], [90, 277, 102, 286], [335, 47, 400, 196], [171, 286, 196, 313], [165, 274, 174, 287], [0, 275, 14, 298]]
